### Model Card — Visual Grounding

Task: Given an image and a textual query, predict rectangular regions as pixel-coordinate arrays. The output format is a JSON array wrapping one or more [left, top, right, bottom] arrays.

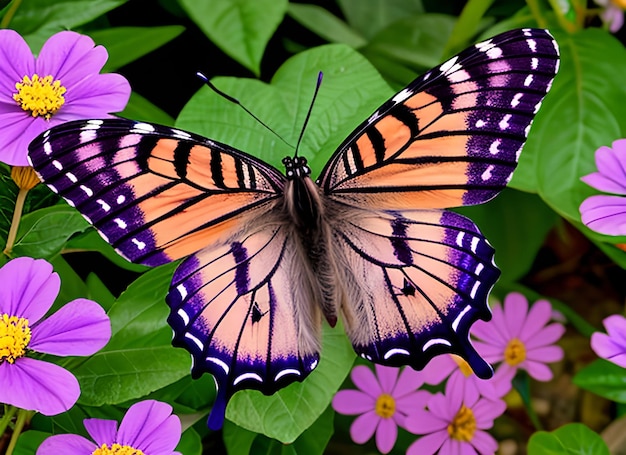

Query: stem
[[526, 0, 549, 28], [5, 408, 30, 455], [512, 372, 544, 431], [0, 406, 18, 439], [0, 0, 23, 29], [3, 187, 28, 258], [443, 0, 496, 58]]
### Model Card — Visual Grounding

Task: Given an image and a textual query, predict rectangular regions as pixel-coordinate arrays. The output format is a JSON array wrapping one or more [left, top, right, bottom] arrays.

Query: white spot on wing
[[481, 165, 494, 181], [177, 284, 188, 301], [471, 237, 479, 253], [43, 141, 52, 155], [392, 88, 413, 104], [475, 119, 486, 128], [80, 185, 93, 197], [499, 114, 511, 130], [132, 238, 146, 250], [531, 57, 538, 69], [234, 372, 263, 386], [486, 46, 502, 59], [511, 93, 523, 107], [452, 305, 472, 331], [456, 232, 465, 247], [185, 332, 204, 350], [383, 348, 410, 359], [470, 281, 481, 299], [52, 160, 63, 170], [475, 263, 484, 275], [116, 195, 126, 204], [66, 172, 77, 183], [177, 307, 189, 324], [114, 218, 127, 229], [97, 199, 111, 212], [526, 38, 537, 52], [80, 129, 97, 142], [524, 74, 534, 87], [439, 56, 459, 74], [171, 129, 191, 139], [423, 338, 452, 351], [489, 139, 501, 155], [207, 357, 229, 374], [131, 123, 155, 133], [275, 369, 301, 381]]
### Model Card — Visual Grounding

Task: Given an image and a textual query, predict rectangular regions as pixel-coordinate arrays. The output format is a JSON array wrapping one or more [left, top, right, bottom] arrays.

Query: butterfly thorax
[[282, 156, 321, 230]]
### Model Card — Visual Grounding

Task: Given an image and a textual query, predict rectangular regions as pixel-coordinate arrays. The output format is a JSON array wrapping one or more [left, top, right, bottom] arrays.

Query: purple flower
[[594, 0, 625, 32], [421, 354, 511, 403], [0, 257, 110, 415], [0, 29, 130, 166], [37, 400, 182, 454], [405, 379, 506, 455], [580, 139, 626, 236], [471, 292, 565, 382], [332, 364, 431, 454], [591, 314, 626, 367]]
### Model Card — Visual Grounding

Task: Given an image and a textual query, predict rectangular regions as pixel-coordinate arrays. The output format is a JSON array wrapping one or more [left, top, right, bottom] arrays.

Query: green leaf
[[337, 0, 424, 40], [176, 427, 203, 455], [12, 204, 90, 259], [528, 423, 609, 455], [13, 430, 49, 455], [456, 189, 558, 285], [73, 264, 191, 406], [176, 44, 392, 174], [178, 0, 287, 75], [287, 3, 366, 48], [223, 420, 258, 455], [8, 0, 128, 52], [510, 29, 626, 223], [573, 359, 626, 403], [119, 91, 175, 126], [226, 322, 354, 443], [89, 26, 185, 72]]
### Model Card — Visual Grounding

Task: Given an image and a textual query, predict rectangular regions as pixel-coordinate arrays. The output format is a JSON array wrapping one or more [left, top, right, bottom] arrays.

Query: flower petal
[[523, 360, 554, 381], [526, 345, 564, 363], [30, 298, 110, 356], [375, 364, 399, 394], [0, 357, 79, 415], [36, 32, 108, 87], [0, 109, 47, 166], [580, 194, 626, 236], [472, 397, 506, 426], [420, 355, 455, 386], [603, 314, 626, 345], [349, 410, 379, 444], [503, 292, 528, 338], [84, 418, 118, 446], [519, 299, 552, 340], [332, 390, 375, 415], [524, 323, 565, 349], [396, 390, 431, 416], [0, 30, 35, 100], [36, 434, 96, 454], [351, 365, 382, 397], [591, 332, 626, 366], [59, 73, 130, 118], [407, 431, 448, 455], [470, 429, 499, 454], [375, 418, 397, 454], [116, 400, 181, 454], [404, 409, 448, 434], [393, 365, 425, 396], [0, 257, 59, 322], [586, 141, 626, 194]]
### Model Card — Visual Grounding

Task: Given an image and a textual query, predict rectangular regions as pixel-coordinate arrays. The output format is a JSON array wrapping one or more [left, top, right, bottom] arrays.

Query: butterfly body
[[28, 28, 560, 430]]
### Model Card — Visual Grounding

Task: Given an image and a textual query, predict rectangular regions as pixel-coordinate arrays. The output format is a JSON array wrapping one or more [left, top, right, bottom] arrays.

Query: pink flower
[[332, 364, 430, 454], [591, 314, 626, 367], [37, 400, 181, 454], [580, 139, 626, 236], [471, 292, 565, 382], [421, 354, 512, 403], [405, 378, 506, 455], [594, 0, 625, 32], [0, 29, 130, 166], [0, 257, 110, 415]]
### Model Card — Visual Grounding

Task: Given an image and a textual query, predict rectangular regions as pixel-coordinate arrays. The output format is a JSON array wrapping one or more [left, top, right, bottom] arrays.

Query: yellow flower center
[[375, 393, 396, 419], [451, 354, 474, 377], [447, 405, 476, 442], [504, 337, 526, 366], [0, 314, 31, 363], [13, 74, 66, 119], [92, 443, 145, 455]]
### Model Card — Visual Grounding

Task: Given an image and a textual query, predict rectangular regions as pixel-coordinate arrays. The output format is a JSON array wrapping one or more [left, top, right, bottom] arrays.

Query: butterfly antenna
[[294, 71, 323, 157], [196, 72, 291, 147]]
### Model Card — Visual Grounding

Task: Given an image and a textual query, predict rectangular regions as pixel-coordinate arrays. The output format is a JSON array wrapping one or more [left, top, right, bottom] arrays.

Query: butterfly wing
[[318, 28, 559, 210], [167, 221, 321, 430], [28, 118, 286, 266], [333, 207, 498, 378], [320, 28, 559, 376]]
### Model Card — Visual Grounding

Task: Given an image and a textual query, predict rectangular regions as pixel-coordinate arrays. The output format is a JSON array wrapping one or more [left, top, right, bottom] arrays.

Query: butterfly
[[28, 28, 559, 430]]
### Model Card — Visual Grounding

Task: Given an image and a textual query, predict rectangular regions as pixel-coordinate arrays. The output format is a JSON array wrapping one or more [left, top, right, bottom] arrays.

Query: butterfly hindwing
[[166, 221, 321, 430], [333, 207, 499, 378], [28, 119, 286, 266], [319, 28, 559, 210]]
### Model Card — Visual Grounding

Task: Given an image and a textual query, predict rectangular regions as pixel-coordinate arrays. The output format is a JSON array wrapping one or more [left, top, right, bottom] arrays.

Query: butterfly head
[[282, 156, 311, 180]]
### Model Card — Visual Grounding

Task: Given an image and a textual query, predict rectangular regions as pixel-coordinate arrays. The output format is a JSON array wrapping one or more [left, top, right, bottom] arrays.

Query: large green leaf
[[337, 0, 424, 40], [89, 26, 185, 72], [7, 0, 127, 51], [287, 3, 366, 48], [119, 91, 175, 126], [73, 264, 191, 406], [573, 359, 626, 403], [12, 204, 90, 259], [226, 323, 354, 443], [528, 423, 609, 455], [178, 0, 287, 75], [176, 44, 392, 174], [510, 29, 626, 224]]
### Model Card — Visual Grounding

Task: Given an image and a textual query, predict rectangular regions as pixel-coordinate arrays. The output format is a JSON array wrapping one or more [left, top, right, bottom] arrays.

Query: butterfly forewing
[[319, 28, 559, 210], [28, 119, 285, 265]]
